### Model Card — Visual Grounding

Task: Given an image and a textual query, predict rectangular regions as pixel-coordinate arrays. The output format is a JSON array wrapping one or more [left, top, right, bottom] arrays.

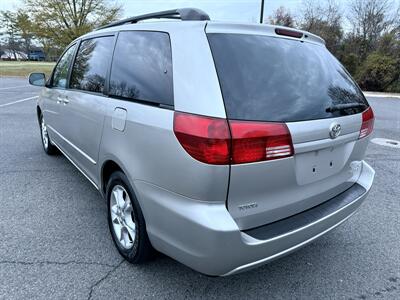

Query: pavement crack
[[348, 276, 400, 299], [87, 259, 124, 300], [0, 260, 117, 268]]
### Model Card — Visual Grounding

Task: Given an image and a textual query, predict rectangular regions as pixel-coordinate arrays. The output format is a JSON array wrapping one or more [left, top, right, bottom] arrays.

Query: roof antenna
[[259, 0, 265, 24]]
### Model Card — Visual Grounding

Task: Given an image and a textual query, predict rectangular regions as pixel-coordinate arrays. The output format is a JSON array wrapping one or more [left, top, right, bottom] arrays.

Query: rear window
[[208, 33, 368, 122]]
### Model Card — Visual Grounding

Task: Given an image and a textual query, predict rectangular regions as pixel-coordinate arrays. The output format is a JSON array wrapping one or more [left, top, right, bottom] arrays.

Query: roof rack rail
[[96, 8, 210, 30]]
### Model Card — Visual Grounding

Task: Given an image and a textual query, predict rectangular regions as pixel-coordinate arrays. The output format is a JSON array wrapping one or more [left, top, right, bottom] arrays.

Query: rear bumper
[[136, 161, 375, 276]]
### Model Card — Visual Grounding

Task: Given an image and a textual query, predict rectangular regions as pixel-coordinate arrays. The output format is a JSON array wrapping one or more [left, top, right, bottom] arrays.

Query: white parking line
[[0, 96, 39, 108], [0, 85, 30, 90]]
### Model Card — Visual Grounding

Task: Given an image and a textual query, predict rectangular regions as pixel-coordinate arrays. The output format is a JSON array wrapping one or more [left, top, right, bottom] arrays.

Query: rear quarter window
[[207, 33, 368, 122], [109, 31, 173, 106]]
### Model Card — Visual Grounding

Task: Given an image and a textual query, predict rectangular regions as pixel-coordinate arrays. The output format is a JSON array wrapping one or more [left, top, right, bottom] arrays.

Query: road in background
[[0, 77, 399, 299]]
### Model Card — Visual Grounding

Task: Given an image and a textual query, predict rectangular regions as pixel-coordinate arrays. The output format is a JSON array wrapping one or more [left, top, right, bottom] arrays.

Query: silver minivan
[[29, 8, 375, 276]]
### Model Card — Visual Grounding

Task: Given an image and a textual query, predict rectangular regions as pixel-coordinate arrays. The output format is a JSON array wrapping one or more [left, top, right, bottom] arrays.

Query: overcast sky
[[1, 0, 399, 23], [117, 0, 305, 22]]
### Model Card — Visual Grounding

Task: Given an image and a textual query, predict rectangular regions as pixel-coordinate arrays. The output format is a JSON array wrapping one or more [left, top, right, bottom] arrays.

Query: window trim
[[104, 31, 119, 96], [107, 29, 174, 108], [65, 39, 81, 90], [67, 33, 117, 96]]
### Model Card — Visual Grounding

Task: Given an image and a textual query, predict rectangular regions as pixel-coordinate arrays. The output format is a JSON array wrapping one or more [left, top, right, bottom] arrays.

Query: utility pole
[[260, 0, 265, 24]]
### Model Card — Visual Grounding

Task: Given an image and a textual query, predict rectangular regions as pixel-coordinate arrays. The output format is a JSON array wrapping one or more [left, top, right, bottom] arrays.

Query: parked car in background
[[28, 8, 375, 276], [28, 50, 46, 61]]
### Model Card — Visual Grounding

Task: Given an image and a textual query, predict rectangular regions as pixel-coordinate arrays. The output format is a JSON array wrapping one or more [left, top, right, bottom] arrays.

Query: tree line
[[0, 0, 121, 60], [1, 0, 399, 92], [269, 0, 400, 92]]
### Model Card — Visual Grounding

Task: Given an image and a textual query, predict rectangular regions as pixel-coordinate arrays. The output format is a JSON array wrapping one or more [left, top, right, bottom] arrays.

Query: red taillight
[[229, 120, 294, 164], [359, 107, 374, 139], [173, 112, 230, 165], [174, 112, 294, 165]]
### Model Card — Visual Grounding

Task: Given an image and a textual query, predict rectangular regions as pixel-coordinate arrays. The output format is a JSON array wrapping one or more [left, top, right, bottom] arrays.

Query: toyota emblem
[[329, 123, 341, 139]]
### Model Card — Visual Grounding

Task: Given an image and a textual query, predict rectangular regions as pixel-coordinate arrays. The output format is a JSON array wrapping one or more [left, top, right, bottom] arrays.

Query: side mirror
[[28, 72, 46, 86]]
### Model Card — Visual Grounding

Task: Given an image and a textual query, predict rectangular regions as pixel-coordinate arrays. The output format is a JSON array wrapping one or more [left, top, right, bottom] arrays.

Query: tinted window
[[109, 31, 173, 106], [208, 34, 368, 122], [70, 36, 114, 93], [52, 44, 76, 88]]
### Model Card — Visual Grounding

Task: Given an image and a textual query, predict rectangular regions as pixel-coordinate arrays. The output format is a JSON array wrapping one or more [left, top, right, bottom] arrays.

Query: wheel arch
[[101, 159, 124, 195], [36, 106, 42, 124]]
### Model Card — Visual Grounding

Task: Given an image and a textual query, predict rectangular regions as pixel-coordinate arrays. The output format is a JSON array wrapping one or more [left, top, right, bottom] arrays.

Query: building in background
[[0, 49, 28, 60]]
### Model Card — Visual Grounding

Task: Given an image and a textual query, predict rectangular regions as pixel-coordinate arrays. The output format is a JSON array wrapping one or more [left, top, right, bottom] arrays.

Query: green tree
[[356, 52, 399, 91], [1, 10, 34, 56], [376, 31, 400, 92], [0, 11, 21, 59], [24, 0, 122, 50], [15, 12, 34, 53], [340, 52, 359, 75], [377, 31, 400, 58]]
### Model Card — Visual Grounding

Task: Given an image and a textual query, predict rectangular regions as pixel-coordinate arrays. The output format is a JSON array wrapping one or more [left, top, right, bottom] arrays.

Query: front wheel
[[39, 114, 58, 155], [106, 171, 154, 263]]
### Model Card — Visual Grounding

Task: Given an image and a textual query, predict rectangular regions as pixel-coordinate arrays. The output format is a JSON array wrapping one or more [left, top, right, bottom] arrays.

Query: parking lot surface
[[0, 77, 399, 299]]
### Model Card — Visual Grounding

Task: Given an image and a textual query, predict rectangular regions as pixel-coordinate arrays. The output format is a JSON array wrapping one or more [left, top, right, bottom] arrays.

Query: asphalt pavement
[[0, 77, 399, 299]]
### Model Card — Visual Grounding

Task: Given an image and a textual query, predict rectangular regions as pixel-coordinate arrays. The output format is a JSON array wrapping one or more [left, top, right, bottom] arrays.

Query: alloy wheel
[[41, 118, 49, 149], [110, 185, 136, 249]]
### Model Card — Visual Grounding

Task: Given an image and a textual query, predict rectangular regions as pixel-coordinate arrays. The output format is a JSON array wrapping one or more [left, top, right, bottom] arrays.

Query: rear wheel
[[106, 171, 154, 263], [39, 114, 58, 155]]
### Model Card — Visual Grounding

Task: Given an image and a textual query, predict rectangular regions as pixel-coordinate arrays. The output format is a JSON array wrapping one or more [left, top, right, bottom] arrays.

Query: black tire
[[106, 171, 154, 263], [39, 113, 58, 155]]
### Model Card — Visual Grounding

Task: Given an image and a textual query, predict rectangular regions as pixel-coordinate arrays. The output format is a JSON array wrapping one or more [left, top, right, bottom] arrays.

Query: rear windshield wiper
[[326, 103, 367, 113]]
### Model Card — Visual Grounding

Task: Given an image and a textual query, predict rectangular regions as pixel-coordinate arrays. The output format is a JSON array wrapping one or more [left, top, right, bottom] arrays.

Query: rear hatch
[[207, 28, 372, 230]]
